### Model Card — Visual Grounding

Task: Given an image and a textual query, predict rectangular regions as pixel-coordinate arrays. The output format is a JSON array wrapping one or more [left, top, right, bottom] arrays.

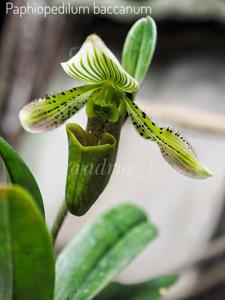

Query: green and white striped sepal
[[61, 34, 139, 93]]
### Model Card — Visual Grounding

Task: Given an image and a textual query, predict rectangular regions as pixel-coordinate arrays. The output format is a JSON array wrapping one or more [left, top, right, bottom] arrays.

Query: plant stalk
[[51, 200, 68, 244]]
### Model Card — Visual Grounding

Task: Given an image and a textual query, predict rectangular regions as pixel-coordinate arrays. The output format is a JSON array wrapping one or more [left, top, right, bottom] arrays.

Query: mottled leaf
[[61, 34, 139, 93], [124, 97, 212, 179], [0, 185, 55, 300], [0, 137, 44, 216], [55, 204, 158, 300]]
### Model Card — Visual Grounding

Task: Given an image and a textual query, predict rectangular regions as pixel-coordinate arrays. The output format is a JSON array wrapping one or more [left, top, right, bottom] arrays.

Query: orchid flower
[[19, 34, 212, 179]]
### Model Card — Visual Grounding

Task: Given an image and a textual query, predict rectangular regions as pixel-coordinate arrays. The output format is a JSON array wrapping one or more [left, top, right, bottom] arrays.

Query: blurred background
[[1, 0, 225, 299]]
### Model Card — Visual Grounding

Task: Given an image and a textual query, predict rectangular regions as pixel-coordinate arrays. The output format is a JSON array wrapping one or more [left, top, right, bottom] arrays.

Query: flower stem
[[51, 200, 68, 244]]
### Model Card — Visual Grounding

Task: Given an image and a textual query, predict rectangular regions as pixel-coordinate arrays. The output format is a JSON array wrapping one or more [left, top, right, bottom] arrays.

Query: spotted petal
[[61, 34, 139, 93], [124, 97, 212, 179], [19, 84, 100, 133]]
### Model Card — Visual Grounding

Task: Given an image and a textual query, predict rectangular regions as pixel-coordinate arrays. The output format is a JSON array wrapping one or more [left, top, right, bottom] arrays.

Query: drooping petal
[[19, 84, 100, 133], [124, 97, 212, 179], [61, 34, 139, 93]]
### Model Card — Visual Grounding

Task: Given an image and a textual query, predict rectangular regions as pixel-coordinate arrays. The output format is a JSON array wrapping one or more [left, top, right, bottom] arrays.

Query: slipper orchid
[[19, 33, 212, 179]]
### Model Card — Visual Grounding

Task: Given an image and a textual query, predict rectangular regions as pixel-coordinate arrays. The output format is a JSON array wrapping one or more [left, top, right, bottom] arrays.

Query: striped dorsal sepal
[[61, 34, 139, 93]]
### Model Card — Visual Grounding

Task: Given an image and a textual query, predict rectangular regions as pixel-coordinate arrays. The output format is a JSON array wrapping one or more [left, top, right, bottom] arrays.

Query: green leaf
[[19, 84, 99, 133], [124, 97, 212, 179], [66, 123, 117, 216], [55, 204, 158, 300], [0, 188, 12, 300], [0, 185, 55, 300], [61, 34, 139, 93], [95, 275, 178, 300], [0, 137, 45, 215], [122, 16, 157, 83]]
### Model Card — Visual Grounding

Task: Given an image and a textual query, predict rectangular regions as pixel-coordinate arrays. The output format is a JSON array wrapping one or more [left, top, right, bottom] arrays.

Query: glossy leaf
[[122, 16, 157, 83], [0, 185, 55, 300], [61, 34, 139, 93], [66, 123, 116, 216], [55, 204, 158, 300], [95, 274, 178, 300], [0, 137, 45, 215], [124, 97, 212, 179], [19, 84, 99, 133]]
